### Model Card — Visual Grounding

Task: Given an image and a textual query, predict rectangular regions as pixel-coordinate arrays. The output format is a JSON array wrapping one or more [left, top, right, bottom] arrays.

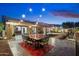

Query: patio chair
[[40, 37, 49, 45], [32, 40, 43, 49]]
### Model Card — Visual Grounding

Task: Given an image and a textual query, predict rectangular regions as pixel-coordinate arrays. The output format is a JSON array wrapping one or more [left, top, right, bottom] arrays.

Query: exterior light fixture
[[29, 26, 32, 28], [20, 20, 23, 22]]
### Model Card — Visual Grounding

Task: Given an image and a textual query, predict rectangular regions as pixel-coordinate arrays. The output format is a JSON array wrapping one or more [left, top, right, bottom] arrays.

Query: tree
[[75, 22, 79, 27], [62, 22, 74, 28]]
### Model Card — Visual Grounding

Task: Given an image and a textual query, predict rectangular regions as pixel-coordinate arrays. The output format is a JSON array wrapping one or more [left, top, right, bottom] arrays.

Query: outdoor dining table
[[29, 34, 48, 49], [29, 34, 47, 40]]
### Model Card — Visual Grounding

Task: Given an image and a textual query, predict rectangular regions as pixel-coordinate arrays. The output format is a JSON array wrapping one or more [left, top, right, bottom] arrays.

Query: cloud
[[52, 10, 79, 18]]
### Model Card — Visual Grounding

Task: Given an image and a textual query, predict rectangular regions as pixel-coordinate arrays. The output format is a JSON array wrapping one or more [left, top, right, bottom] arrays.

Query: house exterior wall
[[4, 20, 53, 40], [5, 24, 14, 39], [5, 20, 34, 39]]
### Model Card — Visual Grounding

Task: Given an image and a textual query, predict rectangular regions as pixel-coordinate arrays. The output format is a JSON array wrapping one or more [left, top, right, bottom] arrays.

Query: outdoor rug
[[19, 42, 54, 56]]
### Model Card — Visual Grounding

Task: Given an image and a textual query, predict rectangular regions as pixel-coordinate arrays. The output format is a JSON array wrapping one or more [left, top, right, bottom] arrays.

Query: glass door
[[21, 27, 28, 35]]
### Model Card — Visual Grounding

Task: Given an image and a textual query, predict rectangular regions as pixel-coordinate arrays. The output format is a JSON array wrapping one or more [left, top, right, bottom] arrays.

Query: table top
[[29, 34, 47, 40]]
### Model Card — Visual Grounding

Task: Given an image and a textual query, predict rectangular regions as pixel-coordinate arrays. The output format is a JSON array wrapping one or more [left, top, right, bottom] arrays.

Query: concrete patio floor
[[8, 38, 76, 56], [46, 38, 76, 56], [0, 35, 76, 56], [8, 40, 31, 56]]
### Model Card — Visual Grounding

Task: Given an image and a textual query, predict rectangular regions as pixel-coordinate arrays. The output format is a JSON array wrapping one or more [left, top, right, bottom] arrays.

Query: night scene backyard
[[0, 3, 79, 56]]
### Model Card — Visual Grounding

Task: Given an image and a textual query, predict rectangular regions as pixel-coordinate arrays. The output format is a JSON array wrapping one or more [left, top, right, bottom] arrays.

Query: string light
[[22, 14, 26, 18], [39, 15, 42, 18], [42, 8, 45, 12], [29, 8, 32, 12]]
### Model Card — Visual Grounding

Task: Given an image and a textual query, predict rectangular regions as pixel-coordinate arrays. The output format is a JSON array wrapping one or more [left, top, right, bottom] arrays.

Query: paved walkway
[[8, 40, 31, 56], [0, 40, 13, 56]]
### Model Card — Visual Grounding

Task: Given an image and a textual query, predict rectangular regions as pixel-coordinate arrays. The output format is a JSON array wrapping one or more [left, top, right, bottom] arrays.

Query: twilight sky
[[0, 3, 79, 24]]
